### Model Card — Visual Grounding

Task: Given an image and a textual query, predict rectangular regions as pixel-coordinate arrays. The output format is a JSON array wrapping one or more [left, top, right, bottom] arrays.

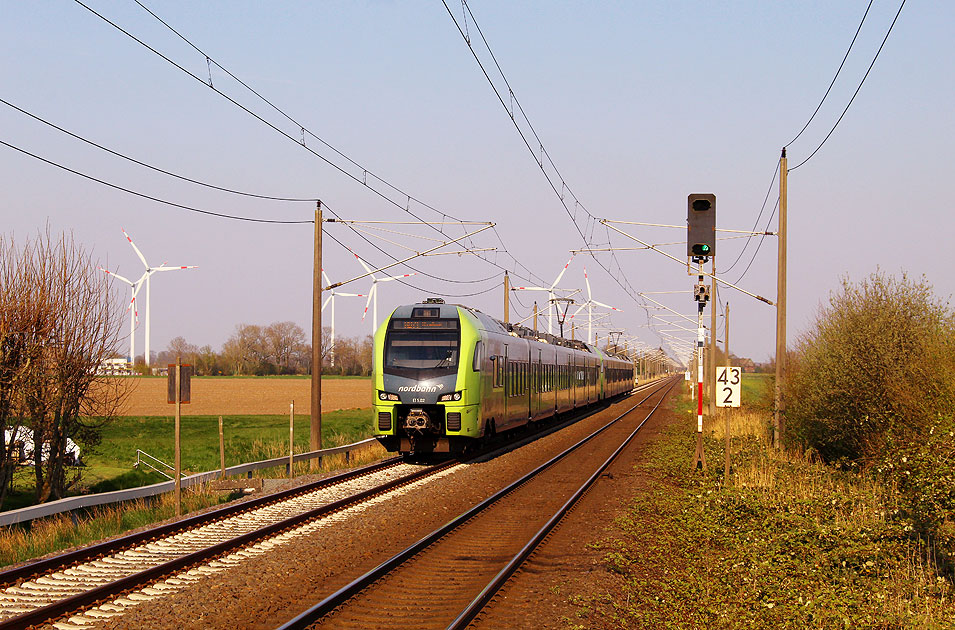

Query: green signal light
[[701, 244, 710, 253]]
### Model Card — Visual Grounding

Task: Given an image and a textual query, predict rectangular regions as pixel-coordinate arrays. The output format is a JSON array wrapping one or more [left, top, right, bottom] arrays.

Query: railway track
[[0, 458, 455, 630], [276, 376, 678, 630], [0, 380, 664, 630]]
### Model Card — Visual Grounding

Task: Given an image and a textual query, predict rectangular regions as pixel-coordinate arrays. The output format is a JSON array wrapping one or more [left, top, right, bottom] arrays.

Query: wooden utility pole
[[218, 416, 225, 478], [289, 400, 295, 478], [709, 258, 717, 416], [725, 303, 730, 360], [503, 272, 510, 324], [774, 149, 788, 448], [174, 359, 181, 518], [532, 301, 538, 334], [311, 201, 323, 465]]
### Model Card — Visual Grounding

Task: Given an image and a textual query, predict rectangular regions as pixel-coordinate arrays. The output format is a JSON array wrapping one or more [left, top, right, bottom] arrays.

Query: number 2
[[722, 387, 734, 405]]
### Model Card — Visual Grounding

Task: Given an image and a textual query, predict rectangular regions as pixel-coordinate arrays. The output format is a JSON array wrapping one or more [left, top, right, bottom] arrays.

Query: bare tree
[[263, 321, 306, 374], [0, 229, 127, 506]]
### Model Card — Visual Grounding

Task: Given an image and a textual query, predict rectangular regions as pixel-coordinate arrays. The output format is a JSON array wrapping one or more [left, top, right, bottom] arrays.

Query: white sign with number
[[716, 366, 741, 407]]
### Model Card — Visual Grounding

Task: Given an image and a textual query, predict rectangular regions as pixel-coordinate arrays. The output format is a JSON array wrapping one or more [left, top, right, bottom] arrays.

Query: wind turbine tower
[[122, 229, 197, 368]]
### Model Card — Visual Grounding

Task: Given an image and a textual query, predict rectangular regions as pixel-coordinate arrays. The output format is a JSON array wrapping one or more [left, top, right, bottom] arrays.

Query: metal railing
[[132, 450, 184, 481]]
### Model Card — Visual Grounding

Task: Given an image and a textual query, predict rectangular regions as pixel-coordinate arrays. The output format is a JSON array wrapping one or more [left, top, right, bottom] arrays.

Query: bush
[[785, 271, 955, 464]]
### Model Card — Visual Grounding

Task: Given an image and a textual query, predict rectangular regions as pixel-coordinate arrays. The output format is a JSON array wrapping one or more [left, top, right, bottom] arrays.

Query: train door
[[503, 344, 508, 424]]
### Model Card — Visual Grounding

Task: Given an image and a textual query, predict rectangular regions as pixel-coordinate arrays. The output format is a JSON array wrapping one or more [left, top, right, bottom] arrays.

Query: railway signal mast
[[687, 193, 716, 471]]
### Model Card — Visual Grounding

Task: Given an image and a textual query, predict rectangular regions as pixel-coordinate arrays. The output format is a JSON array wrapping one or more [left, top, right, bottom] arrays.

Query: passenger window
[[473, 341, 483, 372]]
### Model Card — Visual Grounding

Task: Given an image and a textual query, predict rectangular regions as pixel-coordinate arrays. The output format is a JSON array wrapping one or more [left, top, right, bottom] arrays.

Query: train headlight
[[378, 391, 399, 401], [438, 391, 463, 402]]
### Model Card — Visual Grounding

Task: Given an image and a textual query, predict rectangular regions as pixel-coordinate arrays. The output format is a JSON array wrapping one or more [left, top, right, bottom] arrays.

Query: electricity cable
[[0, 96, 318, 202], [785, 0, 875, 148], [0, 138, 312, 224], [76, 0, 546, 288], [790, 0, 906, 170]]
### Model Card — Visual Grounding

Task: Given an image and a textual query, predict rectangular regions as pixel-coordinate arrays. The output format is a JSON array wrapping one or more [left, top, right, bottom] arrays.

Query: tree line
[[151, 324, 373, 377]]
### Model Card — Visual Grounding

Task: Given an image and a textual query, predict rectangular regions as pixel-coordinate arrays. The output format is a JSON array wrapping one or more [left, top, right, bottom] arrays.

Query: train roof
[[397, 300, 631, 360]]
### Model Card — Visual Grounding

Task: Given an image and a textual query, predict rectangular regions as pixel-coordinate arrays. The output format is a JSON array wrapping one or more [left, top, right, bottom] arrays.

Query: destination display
[[391, 319, 458, 330]]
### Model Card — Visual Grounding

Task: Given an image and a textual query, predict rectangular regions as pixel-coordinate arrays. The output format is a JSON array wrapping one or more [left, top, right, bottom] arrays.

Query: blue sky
[[1, 1, 949, 364]]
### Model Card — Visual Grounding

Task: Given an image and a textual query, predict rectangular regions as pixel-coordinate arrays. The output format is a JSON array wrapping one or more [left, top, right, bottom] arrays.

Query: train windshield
[[384, 328, 460, 378]]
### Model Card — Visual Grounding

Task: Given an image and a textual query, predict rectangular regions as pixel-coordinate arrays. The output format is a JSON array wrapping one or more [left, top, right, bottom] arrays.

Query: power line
[[0, 138, 312, 224], [74, 0, 545, 288], [0, 96, 318, 202], [785, 0, 875, 148], [790, 0, 907, 170], [719, 159, 779, 276]]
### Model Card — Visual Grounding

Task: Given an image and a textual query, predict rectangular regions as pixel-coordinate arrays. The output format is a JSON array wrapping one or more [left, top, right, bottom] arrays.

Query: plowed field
[[117, 378, 372, 416]]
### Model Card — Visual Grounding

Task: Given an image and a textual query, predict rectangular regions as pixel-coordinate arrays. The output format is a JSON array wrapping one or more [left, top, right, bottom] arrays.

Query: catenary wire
[[441, 0, 644, 312], [322, 228, 502, 299]]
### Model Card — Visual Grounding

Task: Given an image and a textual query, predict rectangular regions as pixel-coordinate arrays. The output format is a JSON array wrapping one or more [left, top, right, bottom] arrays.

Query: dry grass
[[0, 486, 226, 568]]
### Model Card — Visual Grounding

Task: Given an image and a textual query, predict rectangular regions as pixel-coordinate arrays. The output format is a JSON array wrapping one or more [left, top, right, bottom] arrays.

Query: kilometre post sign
[[716, 366, 741, 407]]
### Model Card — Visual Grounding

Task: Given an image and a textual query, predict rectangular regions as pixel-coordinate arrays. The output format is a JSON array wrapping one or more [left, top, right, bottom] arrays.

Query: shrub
[[785, 271, 955, 464]]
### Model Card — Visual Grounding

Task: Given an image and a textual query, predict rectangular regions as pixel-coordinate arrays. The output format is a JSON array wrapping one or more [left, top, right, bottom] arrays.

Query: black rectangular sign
[[391, 319, 458, 330], [167, 364, 193, 404]]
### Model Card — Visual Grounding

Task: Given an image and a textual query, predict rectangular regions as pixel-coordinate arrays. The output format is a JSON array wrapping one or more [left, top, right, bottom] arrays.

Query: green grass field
[[1, 408, 376, 512]]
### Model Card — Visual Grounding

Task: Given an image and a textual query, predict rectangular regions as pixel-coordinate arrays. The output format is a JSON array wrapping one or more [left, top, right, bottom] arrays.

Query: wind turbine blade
[[361, 286, 375, 322], [513, 286, 548, 291], [322, 295, 333, 312], [550, 254, 575, 289], [353, 252, 374, 275], [99, 267, 134, 286], [592, 300, 623, 312], [154, 265, 198, 271], [379, 272, 416, 282], [584, 267, 592, 301], [336, 292, 365, 297], [569, 303, 588, 319], [122, 229, 150, 269], [322, 269, 331, 286]]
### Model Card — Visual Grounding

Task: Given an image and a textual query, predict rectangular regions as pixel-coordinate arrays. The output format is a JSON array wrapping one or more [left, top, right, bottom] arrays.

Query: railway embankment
[[562, 390, 955, 628]]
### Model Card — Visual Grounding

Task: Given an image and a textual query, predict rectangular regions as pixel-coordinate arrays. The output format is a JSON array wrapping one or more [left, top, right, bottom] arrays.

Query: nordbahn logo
[[397, 383, 446, 393]]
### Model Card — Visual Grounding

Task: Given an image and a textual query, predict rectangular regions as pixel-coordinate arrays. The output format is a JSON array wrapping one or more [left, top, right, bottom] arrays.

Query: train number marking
[[412, 398, 425, 403]]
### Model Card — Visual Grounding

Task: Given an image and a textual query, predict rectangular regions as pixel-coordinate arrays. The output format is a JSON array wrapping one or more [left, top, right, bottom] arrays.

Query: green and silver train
[[373, 299, 635, 454]]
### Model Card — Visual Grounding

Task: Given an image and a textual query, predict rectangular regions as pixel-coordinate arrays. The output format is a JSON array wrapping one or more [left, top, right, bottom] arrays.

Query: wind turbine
[[353, 254, 416, 334], [122, 229, 197, 368], [321, 268, 365, 367], [99, 267, 146, 365], [513, 254, 575, 335], [569, 267, 623, 343]]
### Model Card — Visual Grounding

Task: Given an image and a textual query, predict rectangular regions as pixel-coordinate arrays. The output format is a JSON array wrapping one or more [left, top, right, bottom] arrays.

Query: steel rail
[[275, 378, 675, 629], [0, 458, 452, 630], [448, 376, 680, 629], [0, 457, 403, 589]]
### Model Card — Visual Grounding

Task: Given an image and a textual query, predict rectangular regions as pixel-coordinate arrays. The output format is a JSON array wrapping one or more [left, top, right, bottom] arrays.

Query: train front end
[[372, 301, 482, 454]]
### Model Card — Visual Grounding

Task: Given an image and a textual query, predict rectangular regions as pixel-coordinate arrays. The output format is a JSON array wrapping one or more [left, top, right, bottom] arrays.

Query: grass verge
[[567, 388, 955, 628], [2, 408, 376, 512]]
